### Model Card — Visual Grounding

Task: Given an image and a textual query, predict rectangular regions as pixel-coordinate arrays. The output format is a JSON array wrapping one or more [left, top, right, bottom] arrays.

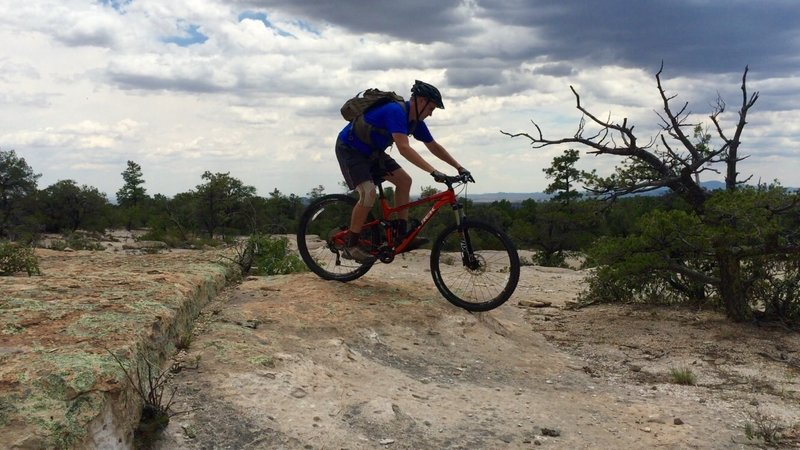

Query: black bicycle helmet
[[411, 80, 444, 109]]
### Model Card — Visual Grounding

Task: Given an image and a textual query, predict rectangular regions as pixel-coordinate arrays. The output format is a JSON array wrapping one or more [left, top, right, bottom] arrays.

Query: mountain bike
[[296, 173, 520, 312]]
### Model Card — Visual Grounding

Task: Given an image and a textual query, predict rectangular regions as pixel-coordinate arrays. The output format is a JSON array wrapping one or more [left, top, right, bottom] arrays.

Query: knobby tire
[[430, 219, 520, 311], [296, 194, 374, 282]]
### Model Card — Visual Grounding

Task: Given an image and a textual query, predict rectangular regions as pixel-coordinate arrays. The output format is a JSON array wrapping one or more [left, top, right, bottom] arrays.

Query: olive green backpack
[[340, 89, 408, 149]]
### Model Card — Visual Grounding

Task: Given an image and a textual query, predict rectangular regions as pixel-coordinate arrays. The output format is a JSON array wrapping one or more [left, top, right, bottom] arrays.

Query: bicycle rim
[[430, 220, 520, 311], [296, 194, 374, 281]]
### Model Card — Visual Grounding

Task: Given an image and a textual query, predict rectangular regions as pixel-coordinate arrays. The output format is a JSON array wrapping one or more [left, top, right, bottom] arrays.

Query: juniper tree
[[116, 160, 148, 230], [543, 148, 594, 205], [0, 149, 40, 238]]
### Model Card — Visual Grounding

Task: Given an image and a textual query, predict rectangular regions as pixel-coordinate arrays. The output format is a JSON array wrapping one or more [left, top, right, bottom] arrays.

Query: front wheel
[[296, 194, 375, 282], [430, 219, 520, 311]]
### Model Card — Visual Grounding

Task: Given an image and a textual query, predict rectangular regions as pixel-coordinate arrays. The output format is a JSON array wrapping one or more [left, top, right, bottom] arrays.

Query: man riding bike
[[335, 80, 473, 263]]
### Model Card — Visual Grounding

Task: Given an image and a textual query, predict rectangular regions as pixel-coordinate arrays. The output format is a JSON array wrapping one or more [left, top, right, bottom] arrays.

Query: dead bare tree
[[501, 62, 758, 214], [502, 64, 800, 324]]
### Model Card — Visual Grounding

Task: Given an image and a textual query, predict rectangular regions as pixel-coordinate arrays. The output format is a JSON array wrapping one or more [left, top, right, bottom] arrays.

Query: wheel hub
[[465, 254, 486, 273]]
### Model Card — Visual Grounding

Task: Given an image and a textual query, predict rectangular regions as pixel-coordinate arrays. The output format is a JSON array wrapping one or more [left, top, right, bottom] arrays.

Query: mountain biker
[[335, 80, 473, 263]]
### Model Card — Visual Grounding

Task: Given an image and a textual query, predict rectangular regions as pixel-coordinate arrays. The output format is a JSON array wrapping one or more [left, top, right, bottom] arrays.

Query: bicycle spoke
[[297, 195, 374, 281], [438, 252, 513, 300], [431, 221, 520, 311]]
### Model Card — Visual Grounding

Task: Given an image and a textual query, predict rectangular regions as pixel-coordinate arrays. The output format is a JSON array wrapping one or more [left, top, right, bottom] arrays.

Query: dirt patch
[[152, 249, 800, 449]]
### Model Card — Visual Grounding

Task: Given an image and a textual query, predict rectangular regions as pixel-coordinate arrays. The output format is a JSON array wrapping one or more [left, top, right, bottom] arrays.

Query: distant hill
[[467, 181, 734, 203], [635, 180, 727, 197], [468, 192, 550, 203]]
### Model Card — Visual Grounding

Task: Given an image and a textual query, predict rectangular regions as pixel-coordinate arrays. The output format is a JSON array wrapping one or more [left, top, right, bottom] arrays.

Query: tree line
[[0, 155, 308, 245], [0, 148, 673, 260]]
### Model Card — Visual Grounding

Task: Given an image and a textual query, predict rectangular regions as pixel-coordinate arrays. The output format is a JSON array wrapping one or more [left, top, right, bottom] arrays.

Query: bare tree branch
[[708, 66, 759, 190], [501, 64, 764, 211]]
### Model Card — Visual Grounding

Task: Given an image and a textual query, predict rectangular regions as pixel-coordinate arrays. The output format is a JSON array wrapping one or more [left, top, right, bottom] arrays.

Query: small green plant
[[230, 235, 307, 276], [534, 250, 568, 268], [2, 323, 24, 335], [0, 241, 41, 276], [47, 239, 69, 251], [47, 232, 106, 251], [669, 367, 697, 385], [64, 232, 106, 251], [253, 235, 307, 275], [744, 406, 783, 445], [181, 424, 197, 439], [107, 350, 176, 446], [137, 229, 186, 248], [176, 331, 193, 351], [248, 355, 275, 368]]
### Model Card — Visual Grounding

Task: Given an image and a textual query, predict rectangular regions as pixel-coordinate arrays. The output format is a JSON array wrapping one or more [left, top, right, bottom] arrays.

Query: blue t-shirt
[[337, 101, 434, 155]]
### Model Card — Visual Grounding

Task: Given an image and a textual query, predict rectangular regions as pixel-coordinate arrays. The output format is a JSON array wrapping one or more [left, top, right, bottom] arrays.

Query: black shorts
[[335, 138, 401, 190]]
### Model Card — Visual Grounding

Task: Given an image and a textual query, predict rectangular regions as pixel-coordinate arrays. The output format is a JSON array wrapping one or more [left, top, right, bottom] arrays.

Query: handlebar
[[434, 172, 473, 187]]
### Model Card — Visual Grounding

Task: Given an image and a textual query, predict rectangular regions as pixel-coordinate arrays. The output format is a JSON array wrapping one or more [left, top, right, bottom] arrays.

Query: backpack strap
[[350, 101, 409, 151]]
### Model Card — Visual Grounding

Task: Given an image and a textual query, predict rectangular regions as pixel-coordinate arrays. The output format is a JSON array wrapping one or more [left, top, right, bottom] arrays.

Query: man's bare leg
[[383, 168, 412, 222]]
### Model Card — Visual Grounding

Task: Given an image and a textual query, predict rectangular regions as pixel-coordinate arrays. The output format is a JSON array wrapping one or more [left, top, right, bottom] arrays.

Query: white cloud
[[1, 0, 799, 200]]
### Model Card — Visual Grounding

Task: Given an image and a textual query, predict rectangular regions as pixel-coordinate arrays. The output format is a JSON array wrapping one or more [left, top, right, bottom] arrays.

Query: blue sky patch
[[98, 0, 131, 13], [162, 22, 208, 47], [238, 11, 295, 38], [238, 11, 269, 26], [293, 19, 320, 36]]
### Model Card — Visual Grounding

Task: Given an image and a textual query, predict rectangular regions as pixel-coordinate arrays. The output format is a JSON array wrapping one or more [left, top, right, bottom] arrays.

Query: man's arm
[[424, 139, 463, 171], [392, 133, 437, 173]]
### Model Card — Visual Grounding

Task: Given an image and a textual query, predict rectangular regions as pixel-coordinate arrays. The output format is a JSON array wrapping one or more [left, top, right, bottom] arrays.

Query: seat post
[[375, 180, 386, 200]]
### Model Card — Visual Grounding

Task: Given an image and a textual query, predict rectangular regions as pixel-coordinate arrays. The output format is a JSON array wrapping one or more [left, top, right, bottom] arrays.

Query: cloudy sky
[[1, 0, 799, 199]]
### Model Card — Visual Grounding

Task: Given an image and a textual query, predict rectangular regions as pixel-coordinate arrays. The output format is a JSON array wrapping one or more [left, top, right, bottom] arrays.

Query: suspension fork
[[451, 202, 478, 267]]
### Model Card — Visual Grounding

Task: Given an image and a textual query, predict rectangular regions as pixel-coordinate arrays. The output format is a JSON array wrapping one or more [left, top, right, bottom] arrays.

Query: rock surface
[[0, 248, 235, 449], [2, 243, 799, 449], [156, 249, 800, 449]]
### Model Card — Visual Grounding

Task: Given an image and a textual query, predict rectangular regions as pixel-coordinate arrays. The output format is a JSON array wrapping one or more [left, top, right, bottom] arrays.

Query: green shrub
[[48, 239, 69, 251], [137, 229, 226, 249], [137, 229, 185, 248], [48, 232, 105, 251], [246, 235, 306, 276], [669, 367, 697, 385], [106, 351, 175, 447], [750, 258, 800, 325], [64, 232, 106, 251], [0, 241, 41, 276], [744, 407, 784, 445], [534, 250, 568, 268], [194, 237, 226, 248]]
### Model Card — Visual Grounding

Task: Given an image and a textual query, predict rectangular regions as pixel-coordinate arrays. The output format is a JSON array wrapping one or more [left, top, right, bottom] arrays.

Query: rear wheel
[[430, 219, 520, 311], [296, 194, 375, 281]]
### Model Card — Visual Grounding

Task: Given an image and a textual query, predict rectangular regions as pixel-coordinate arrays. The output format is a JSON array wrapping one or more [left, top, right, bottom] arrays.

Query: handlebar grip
[[434, 173, 474, 185]]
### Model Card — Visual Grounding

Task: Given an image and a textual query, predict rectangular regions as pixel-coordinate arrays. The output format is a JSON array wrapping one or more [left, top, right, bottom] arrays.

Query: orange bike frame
[[365, 185, 461, 255]]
